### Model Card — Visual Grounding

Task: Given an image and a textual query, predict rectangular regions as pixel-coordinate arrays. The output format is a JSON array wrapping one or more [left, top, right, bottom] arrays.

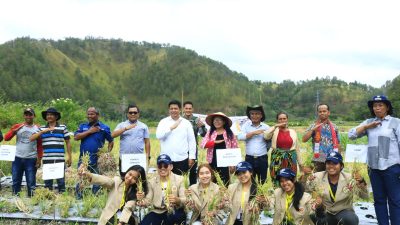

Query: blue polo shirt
[[74, 121, 113, 164]]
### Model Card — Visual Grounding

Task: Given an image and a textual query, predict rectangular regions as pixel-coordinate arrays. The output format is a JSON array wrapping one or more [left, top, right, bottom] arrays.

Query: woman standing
[[265, 168, 314, 225], [201, 112, 238, 185], [79, 164, 148, 225], [348, 95, 400, 225], [264, 112, 303, 185], [186, 164, 221, 225]]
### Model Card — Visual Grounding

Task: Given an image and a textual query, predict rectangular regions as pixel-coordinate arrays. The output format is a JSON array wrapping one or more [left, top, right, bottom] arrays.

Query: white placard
[[121, 153, 147, 172], [216, 148, 242, 167], [42, 162, 65, 180], [0, 145, 16, 161], [345, 144, 368, 163]]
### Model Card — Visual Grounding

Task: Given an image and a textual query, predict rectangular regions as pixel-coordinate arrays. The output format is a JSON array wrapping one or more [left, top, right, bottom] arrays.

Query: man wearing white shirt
[[156, 100, 196, 176]]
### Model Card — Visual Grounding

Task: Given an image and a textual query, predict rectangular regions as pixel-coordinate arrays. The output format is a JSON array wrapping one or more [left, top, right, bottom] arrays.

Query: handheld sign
[[121, 153, 147, 172], [216, 148, 242, 167], [42, 162, 65, 180], [345, 144, 367, 163], [0, 145, 16, 161]]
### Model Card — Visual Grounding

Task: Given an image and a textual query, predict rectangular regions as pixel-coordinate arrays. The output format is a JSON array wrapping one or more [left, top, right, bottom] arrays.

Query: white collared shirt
[[156, 116, 196, 161]]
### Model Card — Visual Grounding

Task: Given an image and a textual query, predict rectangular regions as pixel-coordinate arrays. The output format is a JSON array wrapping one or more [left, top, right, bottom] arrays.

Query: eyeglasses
[[157, 164, 169, 169], [128, 111, 139, 115]]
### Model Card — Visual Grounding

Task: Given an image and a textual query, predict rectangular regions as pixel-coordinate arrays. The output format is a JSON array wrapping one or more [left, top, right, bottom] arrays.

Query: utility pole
[[315, 90, 320, 119]]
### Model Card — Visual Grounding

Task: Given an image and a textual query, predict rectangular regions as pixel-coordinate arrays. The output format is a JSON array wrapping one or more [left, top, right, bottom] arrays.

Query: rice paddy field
[[0, 124, 372, 224]]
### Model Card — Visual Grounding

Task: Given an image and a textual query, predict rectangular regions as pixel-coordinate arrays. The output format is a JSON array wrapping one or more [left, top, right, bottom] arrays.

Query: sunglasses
[[157, 163, 169, 169], [128, 111, 139, 115]]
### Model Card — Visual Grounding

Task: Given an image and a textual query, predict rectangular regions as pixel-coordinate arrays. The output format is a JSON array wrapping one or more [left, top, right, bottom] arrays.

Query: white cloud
[[1, 0, 399, 87]]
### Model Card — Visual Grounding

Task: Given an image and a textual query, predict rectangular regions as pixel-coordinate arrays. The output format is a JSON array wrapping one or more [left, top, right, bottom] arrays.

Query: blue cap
[[325, 151, 343, 164], [235, 161, 253, 174], [276, 168, 296, 180], [157, 154, 172, 165]]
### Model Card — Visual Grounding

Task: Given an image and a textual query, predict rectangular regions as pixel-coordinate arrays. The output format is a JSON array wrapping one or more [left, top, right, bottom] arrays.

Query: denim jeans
[[140, 208, 186, 225], [368, 164, 400, 225], [75, 161, 100, 199], [43, 162, 66, 193], [12, 156, 37, 197]]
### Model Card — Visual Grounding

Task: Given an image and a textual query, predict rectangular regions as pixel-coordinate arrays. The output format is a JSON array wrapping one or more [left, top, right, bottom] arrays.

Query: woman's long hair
[[280, 179, 304, 211], [208, 116, 234, 139], [122, 165, 148, 202]]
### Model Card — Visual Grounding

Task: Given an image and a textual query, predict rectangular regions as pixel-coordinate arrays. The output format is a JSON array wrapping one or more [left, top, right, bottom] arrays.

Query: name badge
[[43, 162, 65, 180], [216, 148, 242, 167], [0, 145, 16, 161], [121, 153, 147, 172]]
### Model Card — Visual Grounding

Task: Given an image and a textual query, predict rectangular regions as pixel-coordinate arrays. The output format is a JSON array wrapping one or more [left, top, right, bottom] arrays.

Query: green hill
[[0, 37, 394, 121]]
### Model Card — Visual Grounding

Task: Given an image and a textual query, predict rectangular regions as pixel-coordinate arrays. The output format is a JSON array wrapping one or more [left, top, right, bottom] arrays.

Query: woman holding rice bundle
[[225, 161, 264, 225], [306, 152, 368, 225], [264, 112, 303, 185], [264, 168, 314, 225], [185, 163, 222, 225], [78, 164, 148, 225]]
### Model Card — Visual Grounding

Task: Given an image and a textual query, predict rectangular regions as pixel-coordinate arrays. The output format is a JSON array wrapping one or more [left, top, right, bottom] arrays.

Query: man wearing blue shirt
[[237, 105, 270, 183], [74, 107, 114, 198]]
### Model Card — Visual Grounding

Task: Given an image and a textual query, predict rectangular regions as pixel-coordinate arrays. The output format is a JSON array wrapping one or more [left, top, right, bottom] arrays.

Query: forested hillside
[[0, 37, 396, 121]]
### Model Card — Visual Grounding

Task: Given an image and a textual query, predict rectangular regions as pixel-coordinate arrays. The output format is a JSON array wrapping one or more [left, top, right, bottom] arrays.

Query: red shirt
[[276, 129, 293, 149]]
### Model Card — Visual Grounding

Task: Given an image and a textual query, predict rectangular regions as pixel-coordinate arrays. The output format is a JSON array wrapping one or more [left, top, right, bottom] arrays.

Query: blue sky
[[1, 0, 399, 87]]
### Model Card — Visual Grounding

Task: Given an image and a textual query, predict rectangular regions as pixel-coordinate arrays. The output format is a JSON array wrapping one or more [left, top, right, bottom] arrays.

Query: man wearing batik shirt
[[302, 104, 340, 172], [30, 107, 72, 193]]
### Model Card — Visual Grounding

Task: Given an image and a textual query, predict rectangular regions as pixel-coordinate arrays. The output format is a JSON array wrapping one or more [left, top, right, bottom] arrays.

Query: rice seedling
[[181, 172, 192, 213], [164, 179, 174, 214], [14, 197, 31, 213], [56, 192, 75, 218], [202, 194, 220, 225], [65, 167, 78, 187], [31, 187, 56, 205], [77, 190, 99, 217], [0, 199, 19, 213]]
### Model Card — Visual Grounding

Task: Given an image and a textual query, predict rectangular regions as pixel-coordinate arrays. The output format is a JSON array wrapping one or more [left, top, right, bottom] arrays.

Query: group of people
[[0, 95, 399, 225]]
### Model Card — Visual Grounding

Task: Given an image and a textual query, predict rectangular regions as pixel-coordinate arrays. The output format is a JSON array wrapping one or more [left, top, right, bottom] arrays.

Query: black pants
[[189, 160, 198, 185], [172, 158, 189, 175], [107, 213, 136, 225], [233, 220, 243, 225], [245, 154, 268, 183], [140, 208, 186, 225]]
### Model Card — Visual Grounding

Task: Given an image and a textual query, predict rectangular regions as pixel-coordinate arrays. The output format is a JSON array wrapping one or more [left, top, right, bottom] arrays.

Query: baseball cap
[[157, 154, 172, 165], [325, 151, 343, 164], [24, 108, 35, 115], [235, 161, 253, 174], [276, 168, 296, 180]]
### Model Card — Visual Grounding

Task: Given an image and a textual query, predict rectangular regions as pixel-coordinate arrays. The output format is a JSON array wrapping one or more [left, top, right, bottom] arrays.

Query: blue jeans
[[140, 208, 186, 225], [245, 154, 268, 183], [12, 157, 37, 197], [75, 161, 100, 199], [368, 164, 400, 225]]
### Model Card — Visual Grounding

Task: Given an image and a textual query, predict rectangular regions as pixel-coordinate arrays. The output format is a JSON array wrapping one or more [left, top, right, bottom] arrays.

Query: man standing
[[30, 107, 72, 193], [302, 104, 340, 172], [156, 100, 196, 176], [237, 105, 270, 183], [182, 101, 207, 185], [112, 104, 150, 172], [4, 108, 42, 197], [74, 107, 113, 198]]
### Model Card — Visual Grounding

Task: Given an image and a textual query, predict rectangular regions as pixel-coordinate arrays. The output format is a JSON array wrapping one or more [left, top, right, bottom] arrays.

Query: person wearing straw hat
[[4, 108, 43, 197], [30, 107, 72, 193], [201, 112, 238, 185], [348, 95, 400, 225], [237, 105, 270, 183], [306, 151, 368, 225]]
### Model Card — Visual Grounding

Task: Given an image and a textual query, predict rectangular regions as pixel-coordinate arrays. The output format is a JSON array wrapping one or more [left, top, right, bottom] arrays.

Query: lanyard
[[119, 183, 126, 209], [285, 192, 294, 221], [240, 190, 247, 210], [329, 184, 336, 202]]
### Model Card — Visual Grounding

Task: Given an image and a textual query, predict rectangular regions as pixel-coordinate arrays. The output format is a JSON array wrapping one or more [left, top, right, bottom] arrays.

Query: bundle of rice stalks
[[182, 172, 192, 212], [65, 167, 78, 187], [35, 168, 44, 184], [202, 194, 221, 225], [97, 149, 117, 176], [77, 152, 91, 190], [14, 197, 31, 213]]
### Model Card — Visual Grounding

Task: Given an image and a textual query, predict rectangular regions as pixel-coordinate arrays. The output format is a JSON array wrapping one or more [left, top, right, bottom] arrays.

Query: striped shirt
[[37, 123, 70, 163]]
